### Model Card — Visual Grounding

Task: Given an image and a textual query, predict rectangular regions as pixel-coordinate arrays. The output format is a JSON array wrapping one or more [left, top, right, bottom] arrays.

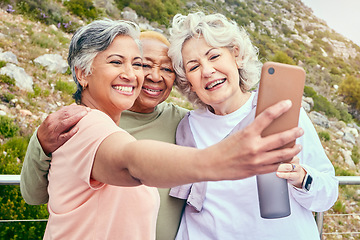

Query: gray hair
[[68, 18, 141, 104], [168, 12, 262, 109]]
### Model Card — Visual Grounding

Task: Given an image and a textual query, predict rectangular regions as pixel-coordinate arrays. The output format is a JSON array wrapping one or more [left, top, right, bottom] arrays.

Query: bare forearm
[[124, 140, 206, 188], [92, 132, 207, 188], [109, 130, 302, 188]]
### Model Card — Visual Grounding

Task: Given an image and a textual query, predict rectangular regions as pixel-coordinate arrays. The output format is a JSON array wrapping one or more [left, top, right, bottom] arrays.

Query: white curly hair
[[168, 12, 262, 109]]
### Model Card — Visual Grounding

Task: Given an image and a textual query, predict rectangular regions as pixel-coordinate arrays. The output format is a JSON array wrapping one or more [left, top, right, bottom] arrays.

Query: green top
[[20, 102, 189, 240]]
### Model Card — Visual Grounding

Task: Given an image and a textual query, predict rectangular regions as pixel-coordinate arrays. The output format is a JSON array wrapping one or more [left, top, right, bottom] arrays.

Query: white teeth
[[144, 87, 161, 92], [206, 79, 225, 89], [113, 86, 133, 92]]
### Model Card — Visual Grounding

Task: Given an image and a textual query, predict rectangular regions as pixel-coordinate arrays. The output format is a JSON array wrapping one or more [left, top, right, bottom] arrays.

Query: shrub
[[119, 0, 183, 26], [270, 51, 296, 65], [0, 136, 48, 239], [1, 92, 15, 103], [0, 74, 15, 86], [330, 67, 342, 75], [2, 136, 30, 163], [304, 85, 317, 98], [334, 165, 355, 176], [64, 0, 100, 20], [304, 86, 352, 122], [351, 145, 360, 165], [55, 79, 76, 95], [0, 116, 19, 138], [313, 94, 340, 119], [339, 75, 360, 109], [318, 131, 330, 142], [27, 84, 50, 100], [0, 60, 6, 68], [64, 67, 72, 76], [30, 32, 58, 49], [334, 101, 353, 123], [13, 0, 79, 33], [332, 200, 346, 214]]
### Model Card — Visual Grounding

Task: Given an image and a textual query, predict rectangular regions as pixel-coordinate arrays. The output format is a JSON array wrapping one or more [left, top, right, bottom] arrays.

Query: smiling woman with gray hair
[[69, 19, 141, 104]]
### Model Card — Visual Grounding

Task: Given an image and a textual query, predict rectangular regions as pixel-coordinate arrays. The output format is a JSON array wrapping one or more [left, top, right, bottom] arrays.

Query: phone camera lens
[[268, 67, 275, 75]]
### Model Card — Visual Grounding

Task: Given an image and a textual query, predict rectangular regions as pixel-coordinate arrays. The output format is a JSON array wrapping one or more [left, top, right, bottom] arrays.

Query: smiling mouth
[[143, 87, 162, 93], [113, 85, 134, 93], [205, 79, 226, 90], [142, 86, 163, 96]]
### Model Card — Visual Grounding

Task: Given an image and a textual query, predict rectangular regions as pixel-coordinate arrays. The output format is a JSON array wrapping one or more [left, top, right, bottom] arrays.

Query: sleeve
[[55, 110, 123, 189], [170, 114, 194, 200], [20, 128, 51, 205], [170, 113, 207, 212], [289, 108, 339, 212]]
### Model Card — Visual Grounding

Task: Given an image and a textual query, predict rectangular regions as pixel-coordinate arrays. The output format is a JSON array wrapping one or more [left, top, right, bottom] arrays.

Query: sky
[[301, 0, 360, 46]]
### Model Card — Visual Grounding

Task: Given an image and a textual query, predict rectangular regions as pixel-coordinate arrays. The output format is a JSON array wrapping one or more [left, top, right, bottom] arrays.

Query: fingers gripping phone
[[255, 62, 306, 219]]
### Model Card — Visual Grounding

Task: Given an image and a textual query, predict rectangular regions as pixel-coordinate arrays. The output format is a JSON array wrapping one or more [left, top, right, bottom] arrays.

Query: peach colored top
[[44, 109, 159, 239]]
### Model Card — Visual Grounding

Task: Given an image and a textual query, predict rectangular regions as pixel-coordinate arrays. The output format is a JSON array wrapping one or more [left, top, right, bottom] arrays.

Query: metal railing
[[315, 176, 360, 239], [0, 174, 20, 185], [1, 175, 360, 238]]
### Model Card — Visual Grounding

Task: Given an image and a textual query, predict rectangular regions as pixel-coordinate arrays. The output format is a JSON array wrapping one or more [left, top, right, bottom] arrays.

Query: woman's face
[[80, 35, 144, 122], [129, 39, 175, 113], [182, 37, 244, 115]]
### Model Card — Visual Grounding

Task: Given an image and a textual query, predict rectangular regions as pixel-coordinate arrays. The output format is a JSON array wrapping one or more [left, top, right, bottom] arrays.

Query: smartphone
[[255, 61, 306, 219], [255, 61, 306, 146]]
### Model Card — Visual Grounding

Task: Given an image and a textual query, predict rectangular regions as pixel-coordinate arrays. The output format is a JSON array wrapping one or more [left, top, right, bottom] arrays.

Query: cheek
[[136, 72, 144, 85], [187, 75, 199, 90], [185, 72, 198, 86], [164, 76, 175, 89]]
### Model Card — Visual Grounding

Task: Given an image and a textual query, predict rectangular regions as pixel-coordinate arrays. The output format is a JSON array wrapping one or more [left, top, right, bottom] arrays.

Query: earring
[[82, 83, 87, 91]]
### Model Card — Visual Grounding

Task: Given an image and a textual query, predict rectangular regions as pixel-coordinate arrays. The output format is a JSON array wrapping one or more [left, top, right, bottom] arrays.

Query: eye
[[110, 60, 122, 65], [142, 63, 152, 69], [161, 67, 174, 73], [189, 65, 199, 72], [209, 54, 220, 60], [133, 62, 143, 69]]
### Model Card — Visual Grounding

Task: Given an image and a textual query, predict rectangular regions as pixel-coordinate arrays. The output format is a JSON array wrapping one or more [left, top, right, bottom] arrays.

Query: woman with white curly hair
[[168, 12, 338, 240]]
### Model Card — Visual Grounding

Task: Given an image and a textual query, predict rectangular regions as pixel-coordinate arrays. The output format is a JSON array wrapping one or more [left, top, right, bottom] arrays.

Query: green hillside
[[0, 0, 359, 239]]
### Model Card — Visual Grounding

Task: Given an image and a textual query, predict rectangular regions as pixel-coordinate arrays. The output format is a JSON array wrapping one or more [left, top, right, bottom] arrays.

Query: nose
[[202, 63, 215, 78], [147, 67, 162, 83], [120, 63, 137, 81]]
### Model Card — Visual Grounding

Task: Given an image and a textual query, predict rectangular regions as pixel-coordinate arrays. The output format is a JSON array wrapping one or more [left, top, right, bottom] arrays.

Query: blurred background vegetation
[[0, 0, 360, 239]]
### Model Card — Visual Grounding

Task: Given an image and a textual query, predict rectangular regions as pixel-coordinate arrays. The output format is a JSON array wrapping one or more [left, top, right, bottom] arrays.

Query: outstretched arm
[[92, 100, 304, 188], [20, 105, 89, 205]]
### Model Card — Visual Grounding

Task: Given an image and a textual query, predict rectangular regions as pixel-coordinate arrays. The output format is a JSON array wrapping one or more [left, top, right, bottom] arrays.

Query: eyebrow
[[185, 47, 217, 66], [107, 54, 123, 59], [143, 56, 172, 65], [107, 54, 142, 61], [205, 47, 217, 56], [143, 56, 155, 62]]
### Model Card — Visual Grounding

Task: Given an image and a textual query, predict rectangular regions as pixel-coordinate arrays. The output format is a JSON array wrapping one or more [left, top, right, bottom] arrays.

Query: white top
[[175, 92, 338, 240]]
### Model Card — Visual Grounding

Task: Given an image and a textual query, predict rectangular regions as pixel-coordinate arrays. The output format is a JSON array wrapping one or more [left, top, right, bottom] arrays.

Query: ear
[[188, 82, 194, 92], [232, 46, 243, 69], [75, 67, 88, 88]]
